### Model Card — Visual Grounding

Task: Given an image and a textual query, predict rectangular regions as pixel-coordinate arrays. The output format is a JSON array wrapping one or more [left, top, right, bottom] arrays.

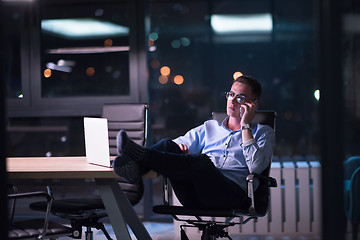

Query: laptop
[[83, 117, 112, 167]]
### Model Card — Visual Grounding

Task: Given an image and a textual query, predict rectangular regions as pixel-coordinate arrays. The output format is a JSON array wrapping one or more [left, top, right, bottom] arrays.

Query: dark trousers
[[145, 138, 250, 210]]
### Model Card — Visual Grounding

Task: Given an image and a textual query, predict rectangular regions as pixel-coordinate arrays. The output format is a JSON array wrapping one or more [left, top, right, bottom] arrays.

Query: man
[[113, 75, 275, 210]]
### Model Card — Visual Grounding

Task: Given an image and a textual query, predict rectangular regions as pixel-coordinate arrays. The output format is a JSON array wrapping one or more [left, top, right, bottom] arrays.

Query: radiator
[[172, 160, 322, 237]]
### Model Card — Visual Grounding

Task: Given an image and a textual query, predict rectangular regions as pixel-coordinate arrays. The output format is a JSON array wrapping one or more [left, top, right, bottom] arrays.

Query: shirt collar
[[221, 116, 257, 132], [222, 116, 240, 133], [221, 116, 229, 129]]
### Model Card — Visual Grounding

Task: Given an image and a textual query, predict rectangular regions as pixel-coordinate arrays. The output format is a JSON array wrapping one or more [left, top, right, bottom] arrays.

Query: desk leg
[[95, 178, 152, 240]]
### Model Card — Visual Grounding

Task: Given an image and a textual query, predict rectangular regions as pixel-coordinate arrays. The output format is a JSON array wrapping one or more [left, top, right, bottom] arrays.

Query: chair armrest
[[161, 173, 278, 208], [246, 173, 277, 215], [8, 184, 18, 222], [246, 173, 277, 187], [163, 176, 171, 205], [8, 191, 52, 200], [8, 186, 54, 239]]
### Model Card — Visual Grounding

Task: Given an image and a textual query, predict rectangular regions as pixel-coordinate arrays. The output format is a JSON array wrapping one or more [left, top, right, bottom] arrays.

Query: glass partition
[[5, 0, 142, 117], [3, 1, 31, 105], [342, 1, 360, 239], [40, 1, 130, 98], [146, 0, 320, 222], [343, 6, 360, 158], [148, 0, 319, 160]]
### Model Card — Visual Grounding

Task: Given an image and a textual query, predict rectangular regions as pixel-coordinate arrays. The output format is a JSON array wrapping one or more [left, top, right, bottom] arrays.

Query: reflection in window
[[40, 2, 130, 98], [3, 4, 25, 99]]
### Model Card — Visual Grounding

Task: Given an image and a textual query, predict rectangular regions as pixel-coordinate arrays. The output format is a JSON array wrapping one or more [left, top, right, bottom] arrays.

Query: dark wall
[[1, 1, 9, 238]]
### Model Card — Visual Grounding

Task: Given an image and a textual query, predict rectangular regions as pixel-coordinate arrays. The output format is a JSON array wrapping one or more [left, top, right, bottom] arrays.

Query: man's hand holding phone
[[240, 100, 257, 126]]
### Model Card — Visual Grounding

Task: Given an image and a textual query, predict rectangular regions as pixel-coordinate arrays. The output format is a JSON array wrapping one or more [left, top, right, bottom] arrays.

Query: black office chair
[[30, 104, 148, 240], [8, 185, 73, 240], [344, 156, 360, 240], [153, 110, 277, 240]]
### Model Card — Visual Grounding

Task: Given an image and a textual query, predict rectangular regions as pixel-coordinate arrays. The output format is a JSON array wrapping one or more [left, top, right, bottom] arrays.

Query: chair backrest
[[102, 104, 148, 156], [212, 110, 276, 215], [344, 156, 360, 180], [344, 156, 360, 223]]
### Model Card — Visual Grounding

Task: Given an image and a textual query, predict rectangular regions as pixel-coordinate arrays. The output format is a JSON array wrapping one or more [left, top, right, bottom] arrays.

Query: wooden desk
[[7, 157, 152, 240]]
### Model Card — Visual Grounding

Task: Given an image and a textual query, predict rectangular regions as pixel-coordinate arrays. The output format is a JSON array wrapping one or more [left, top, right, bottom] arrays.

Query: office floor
[[57, 222, 360, 240], [57, 222, 327, 240], [9, 180, 356, 240]]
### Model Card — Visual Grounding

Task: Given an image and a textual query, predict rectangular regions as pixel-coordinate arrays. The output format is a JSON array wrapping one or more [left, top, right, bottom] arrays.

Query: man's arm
[[243, 125, 276, 174], [173, 123, 207, 154]]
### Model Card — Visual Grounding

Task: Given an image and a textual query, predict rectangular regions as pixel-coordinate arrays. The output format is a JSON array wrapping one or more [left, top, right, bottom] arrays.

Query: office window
[[144, 0, 320, 222], [343, 8, 360, 157], [40, 2, 130, 98], [147, 0, 319, 160], [5, 0, 142, 117]]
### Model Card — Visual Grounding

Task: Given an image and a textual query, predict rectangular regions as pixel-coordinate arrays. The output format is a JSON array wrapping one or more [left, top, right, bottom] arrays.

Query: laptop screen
[[83, 117, 111, 167]]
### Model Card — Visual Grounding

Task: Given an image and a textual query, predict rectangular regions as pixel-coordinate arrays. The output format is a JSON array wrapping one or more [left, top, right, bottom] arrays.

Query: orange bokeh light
[[159, 75, 168, 84], [160, 66, 170, 76], [233, 71, 243, 80], [148, 39, 154, 47], [86, 67, 95, 77], [44, 68, 52, 78], [174, 75, 184, 85], [104, 39, 113, 47]]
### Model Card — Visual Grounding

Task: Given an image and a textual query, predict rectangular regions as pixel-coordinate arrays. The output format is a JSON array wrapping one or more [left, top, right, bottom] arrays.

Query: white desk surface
[[6, 156, 117, 179]]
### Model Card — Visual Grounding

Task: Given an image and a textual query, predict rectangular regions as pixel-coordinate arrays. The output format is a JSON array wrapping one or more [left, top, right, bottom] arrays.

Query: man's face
[[226, 82, 254, 118]]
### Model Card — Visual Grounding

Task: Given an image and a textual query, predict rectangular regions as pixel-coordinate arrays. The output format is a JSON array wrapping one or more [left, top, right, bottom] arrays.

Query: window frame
[[6, 0, 145, 117]]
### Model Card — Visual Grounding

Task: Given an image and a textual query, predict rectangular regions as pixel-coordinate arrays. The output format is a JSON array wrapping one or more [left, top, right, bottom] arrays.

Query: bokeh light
[[160, 66, 170, 76], [94, 8, 104, 17], [174, 75, 184, 85], [148, 39, 154, 47], [314, 89, 320, 101], [149, 46, 157, 52], [104, 38, 113, 47], [150, 59, 161, 69], [233, 71, 243, 80], [171, 40, 181, 48], [86, 67, 95, 77], [149, 32, 159, 41], [112, 70, 121, 79], [44, 68, 52, 78], [284, 111, 293, 120], [159, 75, 168, 84], [180, 37, 191, 46]]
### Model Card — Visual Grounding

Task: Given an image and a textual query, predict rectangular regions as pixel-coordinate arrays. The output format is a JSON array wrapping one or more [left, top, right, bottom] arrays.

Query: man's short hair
[[234, 75, 262, 99]]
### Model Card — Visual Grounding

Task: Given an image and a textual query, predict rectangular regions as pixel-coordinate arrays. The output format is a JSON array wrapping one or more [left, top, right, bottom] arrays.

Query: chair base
[[153, 205, 259, 240], [180, 223, 233, 240], [70, 216, 113, 240]]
